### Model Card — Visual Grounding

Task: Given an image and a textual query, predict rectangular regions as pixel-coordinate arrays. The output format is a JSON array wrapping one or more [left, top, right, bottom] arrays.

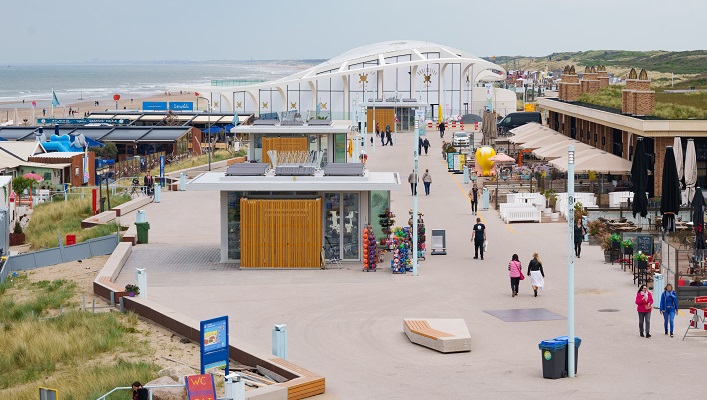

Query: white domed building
[[184, 40, 516, 128]]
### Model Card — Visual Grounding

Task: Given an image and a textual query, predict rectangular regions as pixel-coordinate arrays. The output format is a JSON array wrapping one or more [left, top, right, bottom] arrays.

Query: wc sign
[[185, 373, 216, 400]]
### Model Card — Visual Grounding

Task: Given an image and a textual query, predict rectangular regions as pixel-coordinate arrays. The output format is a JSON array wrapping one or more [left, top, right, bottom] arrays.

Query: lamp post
[[199, 97, 212, 171], [567, 145, 576, 378]]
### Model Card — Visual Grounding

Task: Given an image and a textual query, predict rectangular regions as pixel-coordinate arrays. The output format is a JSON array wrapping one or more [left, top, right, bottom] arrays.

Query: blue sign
[[142, 101, 168, 111], [200, 316, 229, 374], [169, 101, 194, 111], [36, 118, 128, 125], [159, 155, 165, 186]]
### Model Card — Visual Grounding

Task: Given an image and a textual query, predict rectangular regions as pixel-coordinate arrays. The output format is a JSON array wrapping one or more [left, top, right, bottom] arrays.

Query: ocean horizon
[[0, 60, 320, 107]]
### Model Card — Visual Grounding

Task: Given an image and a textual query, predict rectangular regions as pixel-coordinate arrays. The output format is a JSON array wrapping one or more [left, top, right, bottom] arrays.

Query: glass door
[[323, 192, 360, 260]]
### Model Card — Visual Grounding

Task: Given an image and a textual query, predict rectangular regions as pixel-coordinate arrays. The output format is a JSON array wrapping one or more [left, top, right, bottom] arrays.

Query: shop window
[[227, 192, 245, 260], [324, 193, 341, 259], [342, 193, 360, 260], [369, 191, 390, 240], [334, 133, 346, 163]]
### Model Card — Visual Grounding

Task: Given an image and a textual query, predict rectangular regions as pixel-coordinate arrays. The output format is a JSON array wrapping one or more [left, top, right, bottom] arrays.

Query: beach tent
[[549, 149, 632, 174], [532, 140, 593, 160]]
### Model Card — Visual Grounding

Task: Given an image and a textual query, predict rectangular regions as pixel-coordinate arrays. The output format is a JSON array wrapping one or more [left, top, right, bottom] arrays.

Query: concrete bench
[[81, 210, 117, 228], [111, 196, 152, 217], [403, 319, 471, 353], [122, 224, 137, 246], [100, 241, 132, 282], [505, 208, 542, 223]]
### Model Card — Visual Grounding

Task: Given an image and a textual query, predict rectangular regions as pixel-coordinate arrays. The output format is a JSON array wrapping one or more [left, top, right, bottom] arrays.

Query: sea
[[0, 61, 320, 108]]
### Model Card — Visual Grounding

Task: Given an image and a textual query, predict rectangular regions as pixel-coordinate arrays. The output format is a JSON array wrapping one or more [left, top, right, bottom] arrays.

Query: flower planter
[[623, 246, 633, 255], [9, 233, 25, 246], [128, 292, 135, 297], [588, 236, 600, 246], [635, 260, 648, 270], [611, 241, 621, 250]]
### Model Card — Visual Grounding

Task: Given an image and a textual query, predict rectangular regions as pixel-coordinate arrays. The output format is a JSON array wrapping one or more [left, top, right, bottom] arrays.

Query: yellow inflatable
[[475, 146, 497, 176]]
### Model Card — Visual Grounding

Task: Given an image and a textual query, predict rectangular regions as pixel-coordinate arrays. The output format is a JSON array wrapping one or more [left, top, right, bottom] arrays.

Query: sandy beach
[[0, 91, 209, 125]]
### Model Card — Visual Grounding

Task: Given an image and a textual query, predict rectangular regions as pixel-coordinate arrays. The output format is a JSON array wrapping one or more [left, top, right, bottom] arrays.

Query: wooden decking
[[404, 319, 454, 340], [271, 357, 325, 400]]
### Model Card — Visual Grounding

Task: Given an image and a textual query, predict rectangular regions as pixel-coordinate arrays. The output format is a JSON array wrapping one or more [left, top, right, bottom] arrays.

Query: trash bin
[[538, 339, 566, 379], [552, 336, 582, 376], [135, 222, 150, 244], [482, 188, 490, 210], [652, 273, 664, 308], [65, 234, 76, 245]]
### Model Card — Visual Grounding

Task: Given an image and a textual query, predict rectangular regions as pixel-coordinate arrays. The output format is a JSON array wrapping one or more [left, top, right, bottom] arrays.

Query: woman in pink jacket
[[508, 254, 522, 297], [635, 284, 653, 338]]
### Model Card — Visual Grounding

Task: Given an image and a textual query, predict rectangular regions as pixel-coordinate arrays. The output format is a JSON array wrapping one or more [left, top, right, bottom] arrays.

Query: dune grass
[[24, 194, 130, 250], [148, 149, 236, 176], [577, 85, 707, 119], [0, 276, 159, 399]]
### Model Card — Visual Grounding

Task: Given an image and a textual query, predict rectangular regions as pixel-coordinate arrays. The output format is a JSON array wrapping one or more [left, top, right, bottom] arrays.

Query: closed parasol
[[630, 137, 648, 218], [685, 139, 697, 204], [693, 188, 705, 255], [660, 146, 681, 233]]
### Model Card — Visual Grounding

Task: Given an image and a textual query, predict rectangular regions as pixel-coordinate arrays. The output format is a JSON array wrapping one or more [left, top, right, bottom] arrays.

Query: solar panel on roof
[[225, 163, 269, 176], [275, 166, 315, 176], [253, 119, 278, 125], [307, 119, 332, 126], [281, 120, 304, 126], [323, 163, 365, 176]]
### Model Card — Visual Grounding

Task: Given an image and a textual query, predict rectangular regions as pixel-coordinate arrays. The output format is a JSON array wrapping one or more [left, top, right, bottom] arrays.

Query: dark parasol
[[693, 188, 705, 255], [661, 146, 682, 233], [631, 137, 648, 218]]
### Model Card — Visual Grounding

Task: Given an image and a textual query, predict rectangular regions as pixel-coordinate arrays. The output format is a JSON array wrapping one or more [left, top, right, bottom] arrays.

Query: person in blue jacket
[[659, 283, 678, 337]]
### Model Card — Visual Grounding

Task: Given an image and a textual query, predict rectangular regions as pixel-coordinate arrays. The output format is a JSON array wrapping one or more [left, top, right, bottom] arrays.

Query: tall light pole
[[567, 145, 576, 378], [199, 97, 212, 171]]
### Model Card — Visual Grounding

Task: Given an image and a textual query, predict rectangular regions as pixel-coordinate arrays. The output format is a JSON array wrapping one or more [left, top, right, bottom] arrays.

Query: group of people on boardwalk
[[507, 253, 545, 297], [636, 283, 678, 338], [375, 123, 394, 146]]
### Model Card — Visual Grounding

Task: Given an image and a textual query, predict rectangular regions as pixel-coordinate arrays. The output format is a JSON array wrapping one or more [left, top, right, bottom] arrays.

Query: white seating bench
[[504, 208, 542, 223], [499, 203, 534, 221]]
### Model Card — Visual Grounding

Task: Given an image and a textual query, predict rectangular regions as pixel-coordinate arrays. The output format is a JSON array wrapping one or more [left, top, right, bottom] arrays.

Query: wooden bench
[[271, 358, 325, 400], [404, 320, 453, 340], [111, 196, 152, 217], [504, 208, 542, 223], [81, 210, 117, 228], [122, 224, 137, 246], [403, 319, 471, 353]]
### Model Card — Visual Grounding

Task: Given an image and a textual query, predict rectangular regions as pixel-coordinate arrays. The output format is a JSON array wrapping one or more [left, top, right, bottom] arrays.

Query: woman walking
[[508, 254, 522, 297], [635, 284, 653, 338], [527, 252, 545, 297], [469, 183, 479, 214], [422, 169, 432, 195], [573, 219, 587, 258], [659, 283, 678, 337]]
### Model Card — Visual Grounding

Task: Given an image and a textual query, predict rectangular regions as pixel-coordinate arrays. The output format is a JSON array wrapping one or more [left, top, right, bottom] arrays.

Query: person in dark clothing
[[132, 381, 148, 400], [422, 137, 430, 155], [471, 217, 486, 260], [385, 125, 393, 146], [573, 219, 587, 258], [469, 184, 479, 214], [143, 171, 154, 196], [418, 137, 424, 155], [438, 121, 445, 138], [527, 252, 545, 297]]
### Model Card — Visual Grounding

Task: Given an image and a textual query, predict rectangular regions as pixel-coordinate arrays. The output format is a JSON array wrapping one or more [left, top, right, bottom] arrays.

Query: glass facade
[[323, 192, 360, 260], [369, 191, 390, 240], [334, 134, 347, 163], [227, 191, 245, 260]]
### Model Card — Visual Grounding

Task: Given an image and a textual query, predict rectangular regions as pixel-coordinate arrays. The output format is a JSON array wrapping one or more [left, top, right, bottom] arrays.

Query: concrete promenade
[[117, 130, 707, 400]]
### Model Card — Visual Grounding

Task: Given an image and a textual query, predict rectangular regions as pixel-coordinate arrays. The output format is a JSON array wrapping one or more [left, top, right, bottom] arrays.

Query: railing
[[96, 384, 184, 400]]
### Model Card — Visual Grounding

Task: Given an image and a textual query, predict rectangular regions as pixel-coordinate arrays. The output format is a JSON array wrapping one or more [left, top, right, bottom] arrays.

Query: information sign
[[635, 235, 653, 255], [185, 374, 216, 400], [169, 101, 194, 111], [143, 101, 168, 111], [200, 316, 229, 374]]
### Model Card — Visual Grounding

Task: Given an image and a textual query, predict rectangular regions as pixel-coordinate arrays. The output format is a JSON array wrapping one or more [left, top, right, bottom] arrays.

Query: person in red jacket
[[635, 284, 653, 338]]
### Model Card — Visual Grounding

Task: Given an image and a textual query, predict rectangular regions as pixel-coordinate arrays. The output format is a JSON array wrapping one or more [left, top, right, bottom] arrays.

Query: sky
[[2, 0, 705, 64]]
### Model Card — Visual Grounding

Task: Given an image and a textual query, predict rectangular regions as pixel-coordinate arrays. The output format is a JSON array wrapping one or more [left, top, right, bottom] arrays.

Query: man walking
[[471, 217, 486, 260], [385, 125, 393, 146], [423, 137, 430, 155], [469, 183, 479, 214], [438, 120, 445, 138], [408, 169, 418, 196], [422, 169, 432, 195]]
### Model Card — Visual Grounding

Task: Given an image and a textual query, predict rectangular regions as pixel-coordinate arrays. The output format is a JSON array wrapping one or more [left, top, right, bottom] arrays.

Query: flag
[[52, 90, 60, 107]]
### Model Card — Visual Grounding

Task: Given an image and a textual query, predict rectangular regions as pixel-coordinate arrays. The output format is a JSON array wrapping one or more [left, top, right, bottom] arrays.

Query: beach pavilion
[[177, 41, 515, 126]]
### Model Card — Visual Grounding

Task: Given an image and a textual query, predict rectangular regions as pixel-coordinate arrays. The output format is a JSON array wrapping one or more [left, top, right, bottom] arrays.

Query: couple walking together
[[508, 253, 545, 297]]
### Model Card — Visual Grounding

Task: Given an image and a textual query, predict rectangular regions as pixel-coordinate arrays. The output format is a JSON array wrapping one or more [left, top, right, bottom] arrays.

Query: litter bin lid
[[552, 336, 582, 348], [538, 339, 565, 351]]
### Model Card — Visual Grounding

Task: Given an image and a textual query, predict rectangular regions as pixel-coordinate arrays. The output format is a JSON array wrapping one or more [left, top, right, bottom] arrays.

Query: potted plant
[[610, 233, 622, 251], [587, 219, 605, 245], [600, 233, 613, 263], [634, 252, 648, 270], [124, 284, 140, 297], [574, 202, 588, 222], [9, 221, 25, 246], [622, 238, 634, 255]]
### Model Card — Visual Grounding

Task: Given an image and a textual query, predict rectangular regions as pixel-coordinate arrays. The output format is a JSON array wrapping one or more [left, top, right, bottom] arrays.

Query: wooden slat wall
[[367, 108, 395, 133], [241, 199, 322, 268], [262, 137, 309, 166]]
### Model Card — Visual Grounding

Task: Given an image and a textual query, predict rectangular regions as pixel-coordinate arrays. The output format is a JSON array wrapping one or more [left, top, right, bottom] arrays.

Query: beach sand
[[1, 91, 208, 125]]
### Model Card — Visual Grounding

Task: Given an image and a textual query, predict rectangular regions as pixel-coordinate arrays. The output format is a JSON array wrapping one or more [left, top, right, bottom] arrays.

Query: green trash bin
[[538, 339, 566, 379], [135, 222, 150, 244]]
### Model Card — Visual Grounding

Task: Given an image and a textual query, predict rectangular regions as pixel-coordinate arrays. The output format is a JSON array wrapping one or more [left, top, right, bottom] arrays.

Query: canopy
[[489, 153, 516, 163], [630, 138, 649, 218], [532, 140, 593, 160], [549, 149, 632, 174], [518, 132, 569, 149], [685, 139, 697, 204], [507, 124, 552, 144]]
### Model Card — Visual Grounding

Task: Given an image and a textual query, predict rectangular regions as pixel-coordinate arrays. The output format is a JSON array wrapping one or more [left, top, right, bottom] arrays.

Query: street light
[[198, 96, 212, 171]]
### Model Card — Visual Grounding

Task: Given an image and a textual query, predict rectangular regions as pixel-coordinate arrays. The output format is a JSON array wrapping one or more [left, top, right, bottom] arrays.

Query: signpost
[[200, 316, 229, 374], [186, 374, 217, 400]]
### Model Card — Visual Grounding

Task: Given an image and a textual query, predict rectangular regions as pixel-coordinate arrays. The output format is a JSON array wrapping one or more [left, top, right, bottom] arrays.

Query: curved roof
[[201, 41, 506, 92]]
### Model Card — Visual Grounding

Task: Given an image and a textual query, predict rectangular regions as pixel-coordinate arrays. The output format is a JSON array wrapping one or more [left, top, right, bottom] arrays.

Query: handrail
[[96, 384, 184, 400]]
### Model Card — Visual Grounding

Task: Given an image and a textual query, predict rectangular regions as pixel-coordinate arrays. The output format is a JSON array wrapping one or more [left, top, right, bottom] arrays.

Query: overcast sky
[[3, 0, 704, 64]]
